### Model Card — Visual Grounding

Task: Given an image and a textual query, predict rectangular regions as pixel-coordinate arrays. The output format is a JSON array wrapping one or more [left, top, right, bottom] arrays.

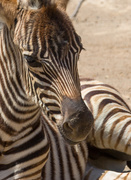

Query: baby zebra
[[0, 0, 93, 179]]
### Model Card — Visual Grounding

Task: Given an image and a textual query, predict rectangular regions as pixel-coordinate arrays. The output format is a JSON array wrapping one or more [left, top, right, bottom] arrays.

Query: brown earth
[[67, 0, 131, 108]]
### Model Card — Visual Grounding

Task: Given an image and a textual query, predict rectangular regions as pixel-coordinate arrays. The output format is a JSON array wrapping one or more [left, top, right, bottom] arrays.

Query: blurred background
[[67, 0, 131, 108]]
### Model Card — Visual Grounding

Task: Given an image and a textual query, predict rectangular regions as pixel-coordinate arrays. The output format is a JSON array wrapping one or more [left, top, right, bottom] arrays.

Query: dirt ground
[[67, 0, 131, 108]]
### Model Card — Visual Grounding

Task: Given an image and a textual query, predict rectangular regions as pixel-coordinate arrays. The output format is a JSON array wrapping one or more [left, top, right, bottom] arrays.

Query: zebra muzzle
[[60, 97, 94, 144]]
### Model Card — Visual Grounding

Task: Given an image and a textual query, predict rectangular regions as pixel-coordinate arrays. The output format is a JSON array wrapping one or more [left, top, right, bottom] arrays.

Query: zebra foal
[[0, 0, 93, 179]]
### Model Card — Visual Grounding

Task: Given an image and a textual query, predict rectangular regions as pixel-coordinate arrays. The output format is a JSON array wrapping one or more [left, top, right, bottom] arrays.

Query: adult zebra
[[80, 78, 131, 162], [0, 0, 93, 179], [82, 78, 131, 179]]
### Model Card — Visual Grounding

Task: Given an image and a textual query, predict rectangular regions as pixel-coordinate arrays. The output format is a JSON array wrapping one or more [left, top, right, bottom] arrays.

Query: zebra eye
[[24, 54, 42, 67], [24, 55, 36, 63]]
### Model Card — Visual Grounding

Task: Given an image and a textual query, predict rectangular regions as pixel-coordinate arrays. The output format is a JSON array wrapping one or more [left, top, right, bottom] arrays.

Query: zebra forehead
[[14, 5, 82, 58], [23, 5, 74, 39]]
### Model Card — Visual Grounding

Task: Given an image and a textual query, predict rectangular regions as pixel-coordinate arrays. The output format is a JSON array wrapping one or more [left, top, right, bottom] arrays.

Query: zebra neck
[[0, 25, 41, 134], [0, 25, 27, 94]]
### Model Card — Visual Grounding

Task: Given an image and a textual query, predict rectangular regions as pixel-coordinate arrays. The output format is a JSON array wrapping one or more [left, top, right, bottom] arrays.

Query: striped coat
[[81, 78, 131, 159], [41, 78, 131, 180]]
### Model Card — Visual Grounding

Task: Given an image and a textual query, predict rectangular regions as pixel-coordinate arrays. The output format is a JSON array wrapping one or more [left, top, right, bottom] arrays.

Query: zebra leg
[[87, 145, 127, 172], [84, 162, 131, 180]]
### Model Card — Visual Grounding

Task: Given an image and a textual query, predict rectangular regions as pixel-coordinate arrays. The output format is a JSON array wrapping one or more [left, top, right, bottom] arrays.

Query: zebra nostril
[[63, 122, 73, 133]]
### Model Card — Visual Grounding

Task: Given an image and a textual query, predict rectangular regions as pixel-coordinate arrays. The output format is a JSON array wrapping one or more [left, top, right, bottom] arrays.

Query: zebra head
[[0, 0, 94, 144]]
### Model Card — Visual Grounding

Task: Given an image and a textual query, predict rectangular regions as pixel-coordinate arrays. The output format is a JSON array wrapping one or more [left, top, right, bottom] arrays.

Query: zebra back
[[80, 78, 131, 158]]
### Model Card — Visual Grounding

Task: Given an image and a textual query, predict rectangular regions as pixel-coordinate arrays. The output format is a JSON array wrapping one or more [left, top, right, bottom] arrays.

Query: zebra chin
[[58, 127, 82, 145], [58, 97, 94, 145]]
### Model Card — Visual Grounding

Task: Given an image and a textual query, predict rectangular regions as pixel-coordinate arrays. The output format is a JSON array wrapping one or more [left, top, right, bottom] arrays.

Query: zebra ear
[[18, 0, 42, 9], [56, 0, 69, 10], [0, 1, 17, 26], [18, 0, 55, 9]]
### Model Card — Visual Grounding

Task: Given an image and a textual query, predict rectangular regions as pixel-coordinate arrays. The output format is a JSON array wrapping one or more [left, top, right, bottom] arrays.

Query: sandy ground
[[67, 0, 131, 108]]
